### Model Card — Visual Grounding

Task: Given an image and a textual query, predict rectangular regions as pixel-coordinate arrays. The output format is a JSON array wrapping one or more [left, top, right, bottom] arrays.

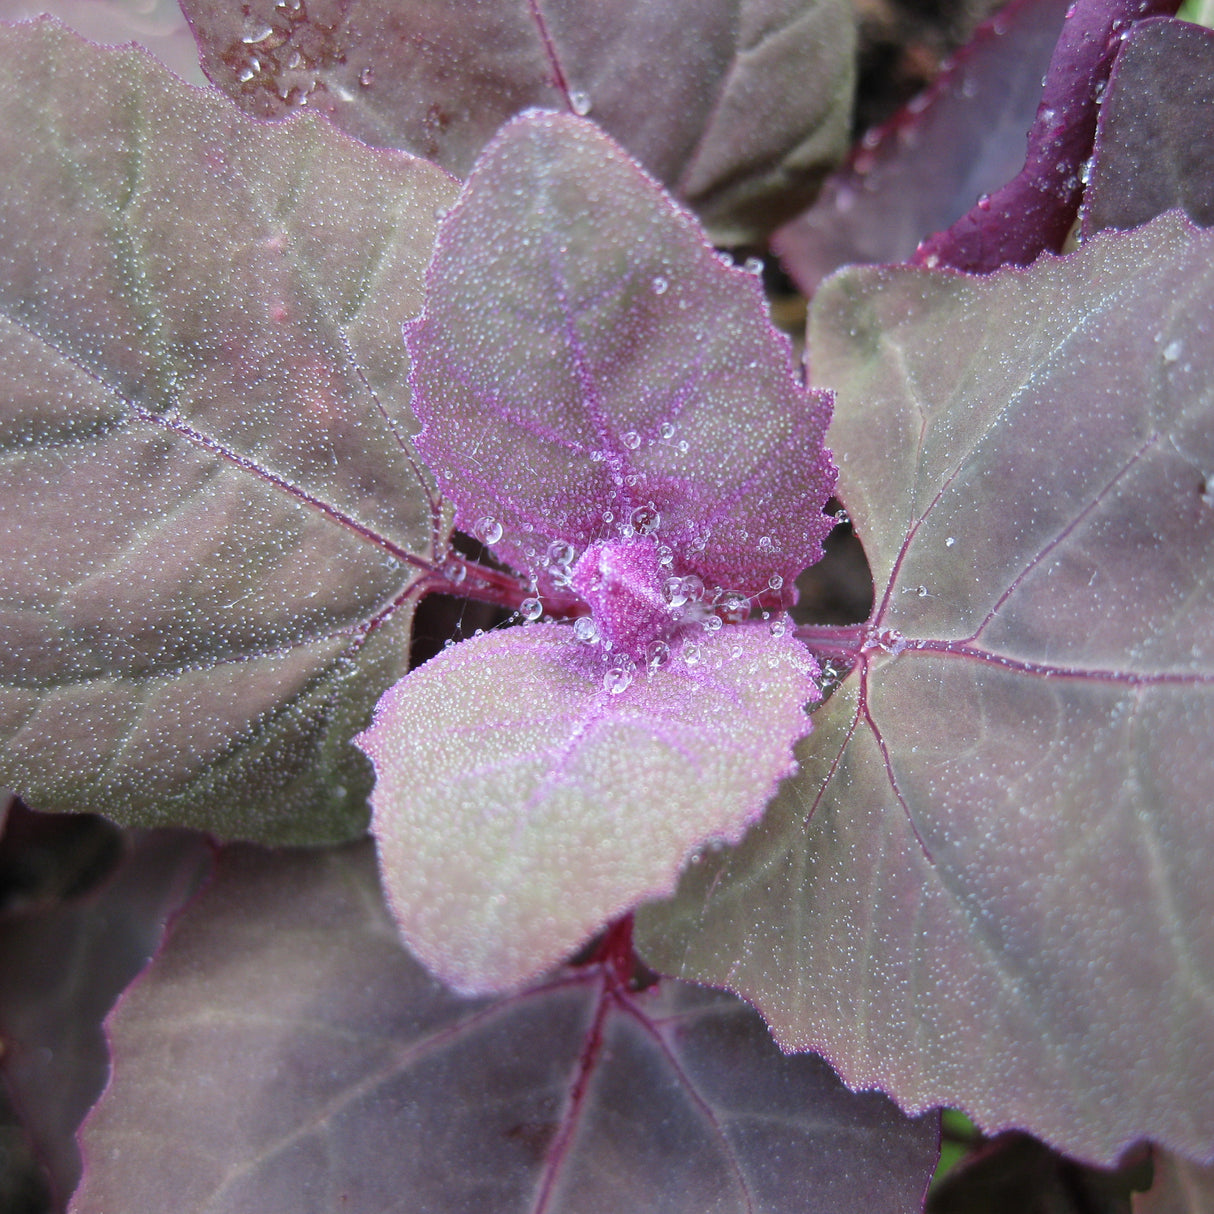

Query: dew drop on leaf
[[651, 275, 669, 295], [645, 639, 671, 670], [768, 573, 784, 590], [546, 539, 575, 566], [473, 516, 504, 545], [520, 597, 542, 622], [630, 504, 660, 535], [573, 617, 600, 644], [659, 422, 676, 440], [622, 430, 642, 450], [569, 89, 592, 116]]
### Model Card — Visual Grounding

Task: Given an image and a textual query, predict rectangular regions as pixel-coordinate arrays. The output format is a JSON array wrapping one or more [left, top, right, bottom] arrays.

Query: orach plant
[[0, 0, 1210, 1209]]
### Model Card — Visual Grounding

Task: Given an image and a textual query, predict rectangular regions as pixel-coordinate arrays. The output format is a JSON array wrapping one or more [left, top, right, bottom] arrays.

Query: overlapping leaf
[[774, 0, 1070, 296], [0, 23, 459, 840], [177, 0, 855, 243], [359, 623, 817, 993], [1083, 17, 1214, 236], [0, 824, 211, 1209], [1137, 1152, 1214, 1213], [71, 843, 939, 1214], [638, 213, 1214, 1163], [408, 111, 837, 599]]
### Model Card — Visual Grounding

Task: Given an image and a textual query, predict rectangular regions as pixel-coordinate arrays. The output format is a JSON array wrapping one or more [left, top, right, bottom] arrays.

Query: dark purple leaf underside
[[0, 828, 211, 1209], [408, 111, 836, 600], [637, 214, 1214, 1164], [0, 0, 206, 84], [71, 843, 939, 1214], [912, 0, 1180, 273], [773, 0, 1070, 297], [1083, 17, 1214, 237], [0, 22, 459, 841], [1136, 1152, 1214, 1213], [176, 0, 855, 243]]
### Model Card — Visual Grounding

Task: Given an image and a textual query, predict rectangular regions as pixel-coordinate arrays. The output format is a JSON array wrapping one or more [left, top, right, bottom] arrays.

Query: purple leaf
[[0, 0, 206, 84], [1136, 1152, 1214, 1213], [408, 111, 837, 602], [1083, 17, 1214, 237], [773, 0, 1071, 297], [0, 22, 459, 841], [0, 824, 211, 1209], [71, 843, 939, 1213], [637, 213, 1214, 1163], [911, 0, 1180, 273], [358, 622, 817, 993], [176, 0, 855, 243]]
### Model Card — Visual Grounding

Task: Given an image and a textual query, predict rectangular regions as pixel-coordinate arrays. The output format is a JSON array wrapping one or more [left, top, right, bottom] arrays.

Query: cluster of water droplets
[[228, 0, 377, 107]]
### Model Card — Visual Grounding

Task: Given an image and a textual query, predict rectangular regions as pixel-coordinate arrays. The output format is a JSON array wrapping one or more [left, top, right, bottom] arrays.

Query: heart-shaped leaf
[[0, 22, 459, 841], [638, 212, 1214, 1164], [1083, 17, 1214, 237], [176, 0, 855, 243], [71, 842, 940, 1214]]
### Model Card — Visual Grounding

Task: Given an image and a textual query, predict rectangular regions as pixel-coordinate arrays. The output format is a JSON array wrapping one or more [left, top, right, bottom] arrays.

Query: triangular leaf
[[71, 843, 939, 1214], [638, 213, 1214, 1163], [0, 22, 459, 841]]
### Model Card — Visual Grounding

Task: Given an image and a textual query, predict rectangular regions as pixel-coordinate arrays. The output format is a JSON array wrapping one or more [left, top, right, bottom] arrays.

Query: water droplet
[[237, 64, 257, 82], [1163, 339, 1183, 362], [833, 509, 851, 527], [682, 641, 702, 666], [569, 89, 592, 116], [473, 516, 503, 545], [718, 592, 748, 623], [659, 422, 676, 440], [241, 22, 274, 42], [717, 250, 735, 266], [358, 66, 375, 87], [622, 430, 641, 450], [769, 617, 787, 637], [945, 536, 956, 547], [677, 439, 689, 453], [520, 597, 543, 622], [547, 539, 575, 566], [601, 510, 614, 523], [743, 256, 764, 276], [441, 556, 466, 585], [757, 535, 774, 553], [603, 666, 633, 694], [976, 193, 991, 212], [767, 573, 784, 591], [629, 504, 660, 535], [657, 544, 674, 568], [704, 614, 723, 632], [574, 617, 600, 644], [682, 574, 705, 602], [645, 640, 671, 670], [651, 276, 669, 295], [664, 576, 689, 607]]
